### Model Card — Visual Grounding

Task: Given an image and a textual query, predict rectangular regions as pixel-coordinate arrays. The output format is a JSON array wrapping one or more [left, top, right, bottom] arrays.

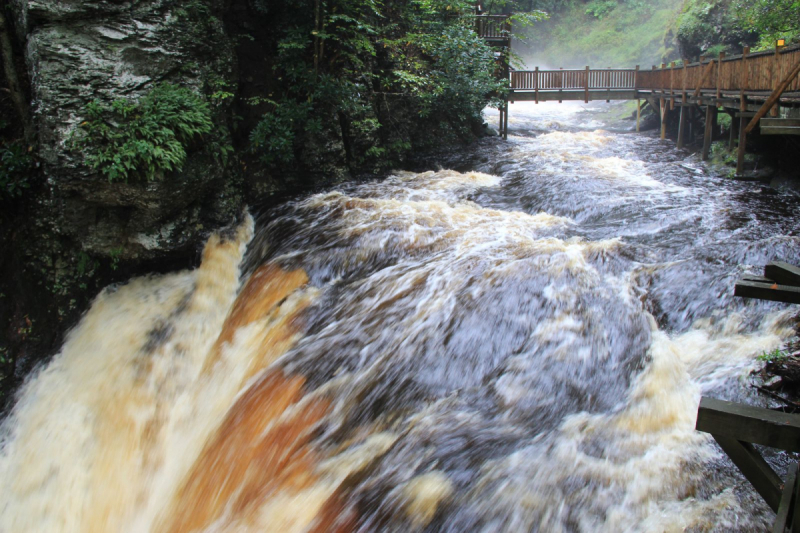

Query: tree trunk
[[0, 9, 31, 142]]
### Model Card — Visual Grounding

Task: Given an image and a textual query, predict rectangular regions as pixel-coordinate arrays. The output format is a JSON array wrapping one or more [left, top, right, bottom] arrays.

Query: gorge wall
[[0, 0, 499, 407]]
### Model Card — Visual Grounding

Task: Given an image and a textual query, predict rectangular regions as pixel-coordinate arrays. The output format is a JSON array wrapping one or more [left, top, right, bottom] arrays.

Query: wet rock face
[[20, 0, 242, 260]]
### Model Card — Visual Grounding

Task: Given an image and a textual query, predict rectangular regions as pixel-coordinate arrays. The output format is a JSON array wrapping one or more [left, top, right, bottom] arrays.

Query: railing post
[[634, 64, 639, 90], [558, 67, 563, 103], [585, 66, 589, 103], [606, 67, 611, 103], [737, 46, 750, 175], [716, 52, 725, 105], [534, 66, 539, 104], [670, 61, 676, 109], [772, 41, 783, 117]]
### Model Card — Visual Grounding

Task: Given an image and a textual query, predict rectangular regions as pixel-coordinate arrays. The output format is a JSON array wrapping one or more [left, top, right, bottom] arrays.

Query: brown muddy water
[[2, 102, 800, 532]]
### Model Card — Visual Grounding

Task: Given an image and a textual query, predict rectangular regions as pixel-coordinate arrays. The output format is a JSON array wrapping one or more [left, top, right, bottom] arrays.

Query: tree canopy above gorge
[[479, 0, 800, 69], [238, 0, 510, 184]]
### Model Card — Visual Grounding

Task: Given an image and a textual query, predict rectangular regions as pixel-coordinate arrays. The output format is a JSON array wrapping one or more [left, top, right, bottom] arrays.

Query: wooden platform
[[697, 397, 800, 529], [735, 262, 800, 304]]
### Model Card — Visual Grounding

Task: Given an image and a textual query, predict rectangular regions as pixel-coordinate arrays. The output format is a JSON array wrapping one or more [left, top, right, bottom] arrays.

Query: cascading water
[[2, 101, 799, 532]]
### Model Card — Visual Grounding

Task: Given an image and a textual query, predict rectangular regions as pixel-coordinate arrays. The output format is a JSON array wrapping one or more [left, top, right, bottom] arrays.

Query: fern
[[71, 84, 213, 182]]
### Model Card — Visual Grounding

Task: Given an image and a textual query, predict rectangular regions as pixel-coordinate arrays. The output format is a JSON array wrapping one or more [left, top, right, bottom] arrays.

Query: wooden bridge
[[475, 14, 800, 174]]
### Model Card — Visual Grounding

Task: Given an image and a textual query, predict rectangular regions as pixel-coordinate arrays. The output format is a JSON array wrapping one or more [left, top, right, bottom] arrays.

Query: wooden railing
[[635, 44, 800, 93], [511, 68, 637, 90], [509, 44, 800, 94], [474, 15, 511, 40]]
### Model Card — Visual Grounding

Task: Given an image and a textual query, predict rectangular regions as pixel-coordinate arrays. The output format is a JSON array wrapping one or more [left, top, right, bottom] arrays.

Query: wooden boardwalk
[[475, 14, 800, 172]]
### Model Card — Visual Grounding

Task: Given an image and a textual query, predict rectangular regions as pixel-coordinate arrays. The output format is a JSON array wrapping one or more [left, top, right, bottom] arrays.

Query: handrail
[[473, 15, 511, 39], [511, 68, 637, 90], [636, 45, 800, 93]]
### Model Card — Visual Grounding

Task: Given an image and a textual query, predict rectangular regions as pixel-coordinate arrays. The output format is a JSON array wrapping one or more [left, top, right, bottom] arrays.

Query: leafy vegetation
[[513, 0, 684, 68], [0, 141, 32, 201], [70, 83, 213, 182], [675, 0, 757, 58], [758, 348, 790, 363], [246, 0, 509, 174], [733, 0, 800, 48]]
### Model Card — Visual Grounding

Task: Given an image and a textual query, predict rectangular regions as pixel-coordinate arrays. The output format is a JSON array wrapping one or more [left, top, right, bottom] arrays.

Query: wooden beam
[[660, 97, 667, 140], [735, 279, 800, 304], [793, 466, 800, 533], [712, 434, 782, 512], [740, 273, 772, 283], [745, 57, 800, 134], [772, 461, 797, 533], [694, 60, 716, 97], [697, 397, 800, 453], [764, 261, 800, 286]]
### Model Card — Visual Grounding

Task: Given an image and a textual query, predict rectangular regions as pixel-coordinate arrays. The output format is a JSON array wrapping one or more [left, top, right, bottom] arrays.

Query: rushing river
[[2, 102, 800, 532]]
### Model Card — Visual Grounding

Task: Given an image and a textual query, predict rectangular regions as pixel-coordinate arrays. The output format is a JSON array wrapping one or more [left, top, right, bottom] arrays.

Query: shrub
[[71, 83, 213, 182]]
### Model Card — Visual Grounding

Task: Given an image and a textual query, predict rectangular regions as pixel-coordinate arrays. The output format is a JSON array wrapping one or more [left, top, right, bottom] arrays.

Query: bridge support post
[[660, 98, 667, 140], [702, 105, 716, 161], [737, 114, 747, 175], [677, 104, 687, 148], [503, 99, 509, 140], [728, 112, 738, 150], [636, 99, 641, 132], [498, 105, 503, 136]]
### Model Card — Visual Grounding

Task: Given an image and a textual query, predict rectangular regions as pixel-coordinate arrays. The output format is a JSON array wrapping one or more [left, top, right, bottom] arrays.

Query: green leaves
[[0, 141, 32, 200], [71, 84, 213, 182]]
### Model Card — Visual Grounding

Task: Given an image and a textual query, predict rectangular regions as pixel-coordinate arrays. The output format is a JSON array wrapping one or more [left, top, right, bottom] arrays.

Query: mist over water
[[2, 101, 799, 532]]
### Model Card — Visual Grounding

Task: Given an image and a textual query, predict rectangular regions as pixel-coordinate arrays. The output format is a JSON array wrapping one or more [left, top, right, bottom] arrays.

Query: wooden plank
[[762, 118, 800, 127], [741, 274, 772, 283], [697, 397, 800, 453], [735, 280, 800, 304], [772, 462, 798, 533], [712, 434, 782, 512], [765, 262, 800, 287], [761, 126, 800, 135]]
